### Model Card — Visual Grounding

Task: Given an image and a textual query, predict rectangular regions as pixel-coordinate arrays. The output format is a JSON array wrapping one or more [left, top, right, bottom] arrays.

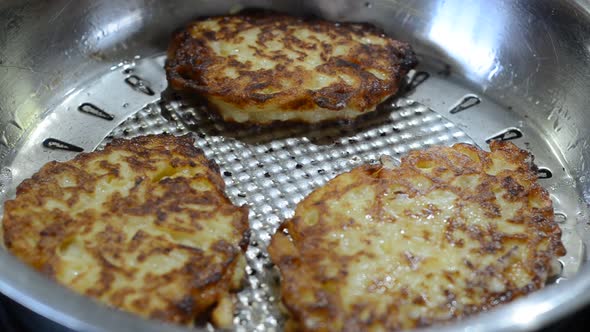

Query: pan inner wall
[[0, 54, 587, 331]]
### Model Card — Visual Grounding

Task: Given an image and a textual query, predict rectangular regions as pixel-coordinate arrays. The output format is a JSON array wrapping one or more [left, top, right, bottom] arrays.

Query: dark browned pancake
[[3, 134, 249, 327], [166, 12, 417, 124], [269, 141, 564, 331]]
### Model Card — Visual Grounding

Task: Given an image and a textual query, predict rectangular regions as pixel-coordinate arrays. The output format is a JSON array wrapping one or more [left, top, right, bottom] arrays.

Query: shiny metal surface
[[0, 0, 589, 331]]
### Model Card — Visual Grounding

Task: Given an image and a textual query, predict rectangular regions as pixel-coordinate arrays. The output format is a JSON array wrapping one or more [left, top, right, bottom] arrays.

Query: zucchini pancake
[[165, 12, 417, 124], [269, 141, 565, 331], [2, 134, 249, 327]]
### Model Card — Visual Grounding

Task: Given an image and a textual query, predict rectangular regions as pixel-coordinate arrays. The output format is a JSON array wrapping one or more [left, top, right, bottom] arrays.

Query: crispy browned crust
[[269, 141, 565, 331], [165, 12, 417, 123], [3, 134, 249, 325]]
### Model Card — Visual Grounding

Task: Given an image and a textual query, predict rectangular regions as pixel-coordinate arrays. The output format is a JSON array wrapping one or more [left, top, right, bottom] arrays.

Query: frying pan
[[0, 0, 589, 331]]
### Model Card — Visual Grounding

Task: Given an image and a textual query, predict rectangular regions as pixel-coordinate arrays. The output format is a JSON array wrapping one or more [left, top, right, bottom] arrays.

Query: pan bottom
[[0, 54, 586, 331]]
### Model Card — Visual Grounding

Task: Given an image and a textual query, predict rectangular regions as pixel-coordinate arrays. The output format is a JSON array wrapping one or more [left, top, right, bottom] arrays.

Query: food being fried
[[3, 134, 249, 327], [269, 141, 565, 331], [165, 12, 417, 124]]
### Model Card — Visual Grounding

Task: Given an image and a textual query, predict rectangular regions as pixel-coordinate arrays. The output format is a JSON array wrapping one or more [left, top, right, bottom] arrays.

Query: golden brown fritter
[[3, 134, 249, 327], [269, 141, 565, 331], [165, 12, 417, 124]]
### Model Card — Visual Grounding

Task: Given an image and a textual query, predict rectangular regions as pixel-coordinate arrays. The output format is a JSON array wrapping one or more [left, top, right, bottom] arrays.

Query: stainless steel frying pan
[[0, 0, 589, 331]]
